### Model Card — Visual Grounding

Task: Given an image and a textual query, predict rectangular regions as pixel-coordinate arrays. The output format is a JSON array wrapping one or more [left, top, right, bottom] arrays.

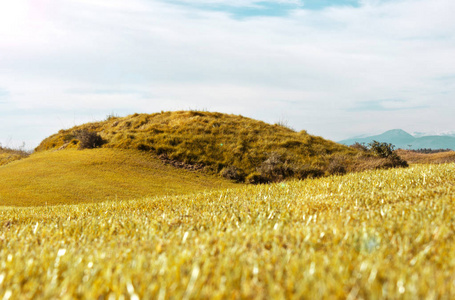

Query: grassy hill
[[35, 111, 406, 183], [0, 148, 236, 206], [1, 164, 454, 298], [1, 111, 409, 206]]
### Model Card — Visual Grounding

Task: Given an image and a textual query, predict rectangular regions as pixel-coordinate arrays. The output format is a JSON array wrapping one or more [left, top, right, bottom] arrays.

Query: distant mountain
[[339, 129, 455, 150]]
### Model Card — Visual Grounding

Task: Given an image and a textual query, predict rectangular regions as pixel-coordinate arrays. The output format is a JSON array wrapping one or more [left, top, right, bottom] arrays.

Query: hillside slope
[[0, 148, 237, 206], [36, 111, 405, 182]]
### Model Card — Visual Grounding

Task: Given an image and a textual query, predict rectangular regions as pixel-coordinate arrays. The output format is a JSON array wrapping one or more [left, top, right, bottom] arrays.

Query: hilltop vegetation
[[0, 148, 236, 206], [1, 164, 454, 298], [35, 111, 407, 183]]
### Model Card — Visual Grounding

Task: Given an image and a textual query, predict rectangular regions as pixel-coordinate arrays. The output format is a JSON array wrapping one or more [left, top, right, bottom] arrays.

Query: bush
[[257, 152, 294, 183], [368, 141, 395, 158], [73, 130, 104, 150], [220, 166, 245, 182], [368, 141, 408, 168], [327, 155, 347, 175]]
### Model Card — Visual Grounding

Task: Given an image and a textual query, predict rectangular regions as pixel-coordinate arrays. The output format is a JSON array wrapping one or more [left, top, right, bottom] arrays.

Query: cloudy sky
[[1, 0, 454, 149]]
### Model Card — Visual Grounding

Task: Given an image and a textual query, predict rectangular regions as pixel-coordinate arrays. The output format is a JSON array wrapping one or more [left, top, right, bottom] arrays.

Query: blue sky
[[0, 89, 9, 103], [1, 0, 455, 149], [166, 0, 360, 18]]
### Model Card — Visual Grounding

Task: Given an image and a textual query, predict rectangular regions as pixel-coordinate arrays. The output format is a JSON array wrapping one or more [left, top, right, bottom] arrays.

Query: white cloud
[[163, 0, 303, 7], [1, 0, 454, 148]]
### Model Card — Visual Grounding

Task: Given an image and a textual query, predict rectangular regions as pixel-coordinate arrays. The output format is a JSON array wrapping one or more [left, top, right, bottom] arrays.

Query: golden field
[[1, 164, 454, 299], [0, 148, 237, 206], [396, 149, 455, 164]]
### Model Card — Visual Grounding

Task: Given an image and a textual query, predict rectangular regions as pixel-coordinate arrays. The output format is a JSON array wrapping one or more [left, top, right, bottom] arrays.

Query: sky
[[1, 0, 454, 149]]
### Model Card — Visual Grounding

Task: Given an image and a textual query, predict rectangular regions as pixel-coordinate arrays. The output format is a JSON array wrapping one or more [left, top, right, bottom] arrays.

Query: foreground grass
[[0, 148, 236, 206], [1, 164, 455, 299]]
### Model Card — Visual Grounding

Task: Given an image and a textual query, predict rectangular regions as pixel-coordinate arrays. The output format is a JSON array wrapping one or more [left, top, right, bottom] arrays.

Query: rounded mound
[[35, 111, 405, 182]]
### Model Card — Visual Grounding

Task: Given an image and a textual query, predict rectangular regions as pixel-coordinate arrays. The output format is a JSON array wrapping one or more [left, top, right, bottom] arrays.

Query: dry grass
[[0, 148, 237, 206], [396, 149, 455, 164], [34, 111, 406, 182], [0, 146, 29, 166], [1, 164, 454, 299]]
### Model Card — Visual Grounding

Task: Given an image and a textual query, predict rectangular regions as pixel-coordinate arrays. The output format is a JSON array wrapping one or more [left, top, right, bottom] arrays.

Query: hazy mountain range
[[338, 129, 455, 150]]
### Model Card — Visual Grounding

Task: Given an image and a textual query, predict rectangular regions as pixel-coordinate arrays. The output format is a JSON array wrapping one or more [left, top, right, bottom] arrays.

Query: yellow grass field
[[0, 148, 237, 206], [1, 164, 454, 299], [396, 149, 455, 164]]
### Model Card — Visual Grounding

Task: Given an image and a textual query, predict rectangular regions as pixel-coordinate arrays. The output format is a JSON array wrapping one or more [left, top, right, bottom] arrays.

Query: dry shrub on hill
[[220, 166, 245, 182], [327, 155, 347, 175], [73, 129, 105, 149], [349, 141, 408, 169], [368, 141, 408, 168], [257, 152, 296, 182]]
